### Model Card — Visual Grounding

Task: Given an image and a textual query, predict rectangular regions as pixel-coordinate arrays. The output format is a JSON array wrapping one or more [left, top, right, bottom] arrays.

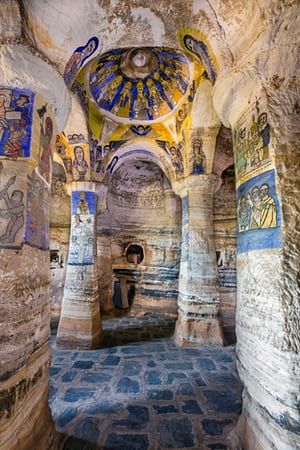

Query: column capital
[[172, 174, 216, 198]]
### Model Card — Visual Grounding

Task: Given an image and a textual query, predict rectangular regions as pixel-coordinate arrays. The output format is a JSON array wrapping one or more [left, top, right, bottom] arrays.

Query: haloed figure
[[72, 145, 89, 181]]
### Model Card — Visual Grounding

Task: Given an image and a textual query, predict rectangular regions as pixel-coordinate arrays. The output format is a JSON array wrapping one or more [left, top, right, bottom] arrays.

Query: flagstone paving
[[49, 316, 242, 450]]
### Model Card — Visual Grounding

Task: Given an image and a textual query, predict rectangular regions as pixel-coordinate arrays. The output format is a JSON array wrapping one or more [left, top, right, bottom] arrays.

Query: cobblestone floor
[[49, 315, 242, 450]]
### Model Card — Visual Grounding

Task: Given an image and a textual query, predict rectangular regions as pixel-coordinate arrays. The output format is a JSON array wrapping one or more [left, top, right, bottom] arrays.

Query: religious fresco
[[55, 133, 73, 177], [234, 102, 272, 186], [237, 169, 281, 253], [64, 36, 99, 87], [0, 175, 25, 248], [0, 86, 35, 159], [25, 169, 50, 249], [34, 96, 56, 184], [178, 28, 218, 85], [189, 137, 206, 174], [87, 47, 191, 122], [156, 140, 184, 176], [68, 191, 95, 265], [70, 143, 90, 182]]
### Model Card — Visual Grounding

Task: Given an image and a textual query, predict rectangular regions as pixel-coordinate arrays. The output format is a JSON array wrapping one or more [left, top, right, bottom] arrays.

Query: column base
[[174, 315, 224, 347], [57, 313, 103, 350]]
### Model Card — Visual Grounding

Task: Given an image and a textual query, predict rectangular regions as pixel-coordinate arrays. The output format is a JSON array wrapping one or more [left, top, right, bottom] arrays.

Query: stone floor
[[49, 315, 243, 450]]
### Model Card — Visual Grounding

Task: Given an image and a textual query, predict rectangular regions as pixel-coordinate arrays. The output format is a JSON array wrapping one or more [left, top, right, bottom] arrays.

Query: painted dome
[[88, 47, 192, 123]]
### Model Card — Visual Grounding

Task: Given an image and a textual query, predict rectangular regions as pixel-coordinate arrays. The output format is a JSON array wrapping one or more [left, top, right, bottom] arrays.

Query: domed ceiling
[[78, 47, 192, 123]]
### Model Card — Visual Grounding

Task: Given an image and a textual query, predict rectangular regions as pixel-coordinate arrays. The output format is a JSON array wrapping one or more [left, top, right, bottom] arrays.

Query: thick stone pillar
[[57, 182, 102, 349], [213, 65, 300, 449], [173, 175, 224, 346], [0, 44, 70, 450]]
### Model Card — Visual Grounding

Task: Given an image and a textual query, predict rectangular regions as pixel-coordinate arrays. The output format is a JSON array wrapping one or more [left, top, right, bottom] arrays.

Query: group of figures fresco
[[55, 135, 91, 182], [88, 47, 190, 121], [69, 191, 95, 265], [0, 87, 34, 158], [234, 108, 271, 182], [237, 169, 281, 253]]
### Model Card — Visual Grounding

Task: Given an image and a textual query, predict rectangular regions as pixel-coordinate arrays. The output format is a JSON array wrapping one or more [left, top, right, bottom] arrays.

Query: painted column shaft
[[174, 175, 223, 346], [57, 188, 102, 349]]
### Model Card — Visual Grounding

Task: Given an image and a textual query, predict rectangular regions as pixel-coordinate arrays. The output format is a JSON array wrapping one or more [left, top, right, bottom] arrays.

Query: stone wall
[[213, 165, 237, 344], [97, 160, 181, 317]]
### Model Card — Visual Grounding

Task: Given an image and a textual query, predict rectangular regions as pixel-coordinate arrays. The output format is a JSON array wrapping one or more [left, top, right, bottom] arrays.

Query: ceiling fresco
[[78, 47, 193, 123]]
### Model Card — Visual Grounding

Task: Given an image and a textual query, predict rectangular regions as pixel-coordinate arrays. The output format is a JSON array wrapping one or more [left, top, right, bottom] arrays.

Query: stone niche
[[97, 159, 182, 316], [213, 165, 237, 344], [50, 161, 71, 318]]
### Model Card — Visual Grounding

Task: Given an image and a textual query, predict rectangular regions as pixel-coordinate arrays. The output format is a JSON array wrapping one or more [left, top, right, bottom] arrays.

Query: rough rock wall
[[97, 160, 181, 316], [49, 162, 70, 318], [213, 165, 237, 344]]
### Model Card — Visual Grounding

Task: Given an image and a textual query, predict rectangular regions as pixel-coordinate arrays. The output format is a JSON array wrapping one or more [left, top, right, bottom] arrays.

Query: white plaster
[[130, 7, 165, 45]]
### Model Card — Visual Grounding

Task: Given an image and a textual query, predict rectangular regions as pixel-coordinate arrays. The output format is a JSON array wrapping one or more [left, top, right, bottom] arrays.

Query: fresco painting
[[70, 143, 90, 182], [237, 169, 281, 253], [64, 36, 99, 87], [88, 47, 191, 121], [0, 86, 35, 159], [178, 28, 218, 85], [190, 137, 206, 174], [55, 133, 73, 177], [0, 175, 25, 248], [68, 191, 95, 265], [234, 103, 272, 186], [25, 169, 50, 249]]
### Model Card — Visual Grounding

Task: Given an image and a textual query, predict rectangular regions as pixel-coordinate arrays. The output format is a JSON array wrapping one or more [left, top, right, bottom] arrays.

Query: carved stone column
[[173, 175, 224, 346], [57, 181, 102, 349], [0, 44, 70, 450]]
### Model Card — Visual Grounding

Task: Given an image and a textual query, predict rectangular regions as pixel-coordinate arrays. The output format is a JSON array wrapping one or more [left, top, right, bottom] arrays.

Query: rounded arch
[[103, 139, 178, 185]]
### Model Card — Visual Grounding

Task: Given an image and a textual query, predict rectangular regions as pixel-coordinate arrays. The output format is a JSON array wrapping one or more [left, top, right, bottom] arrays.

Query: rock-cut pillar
[[57, 183, 102, 349], [173, 175, 224, 346]]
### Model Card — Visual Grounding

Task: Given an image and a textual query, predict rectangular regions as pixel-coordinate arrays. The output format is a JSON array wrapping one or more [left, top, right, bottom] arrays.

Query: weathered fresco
[[0, 86, 35, 158], [156, 140, 184, 176], [25, 169, 50, 249], [88, 47, 191, 121], [178, 28, 218, 85], [237, 169, 281, 253], [70, 143, 90, 181], [64, 36, 99, 87], [190, 137, 206, 174], [55, 133, 73, 177], [234, 103, 272, 186], [35, 96, 56, 184], [0, 175, 25, 248], [68, 191, 95, 265]]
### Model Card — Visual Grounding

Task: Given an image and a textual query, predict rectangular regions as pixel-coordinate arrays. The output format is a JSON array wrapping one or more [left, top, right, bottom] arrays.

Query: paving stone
[[56, 407, 78, 428], [72, 360, 94, 370], [104, 433, 149, 450], [165, 362, 194, 370], [63, 437, 97, 450], [124, 360, 142, 376], [203, 390, 242, 414], [166, 372, 187, 384], [121, 346, 143, 354], [158, 417, 195, 448], [145, 370, 162, 385], [61, 371, 76, 383], [105, 347, 117, 354], [80, 373, 112, 383], [101, 356, 120, 366], [85, 400, 122, 415], [114, 405, 149, 430], [147, 389, 173, 400], [198, 359, 217, 371], [153, 405, 178, 414], [202, 419, 232, 436], [207, 372, 239, 385], [177, 382, 195, 396], [147, 360, 157, 368], [73, 417, 100, 443], [116, 377, 140, 394], [63, 388, 96, 403], [48, 385, 58, 403], [191, 372, 206, 386], [49, 367, 62, 376], [181, 399, 203, 415], [214, 353, 234, 363]]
